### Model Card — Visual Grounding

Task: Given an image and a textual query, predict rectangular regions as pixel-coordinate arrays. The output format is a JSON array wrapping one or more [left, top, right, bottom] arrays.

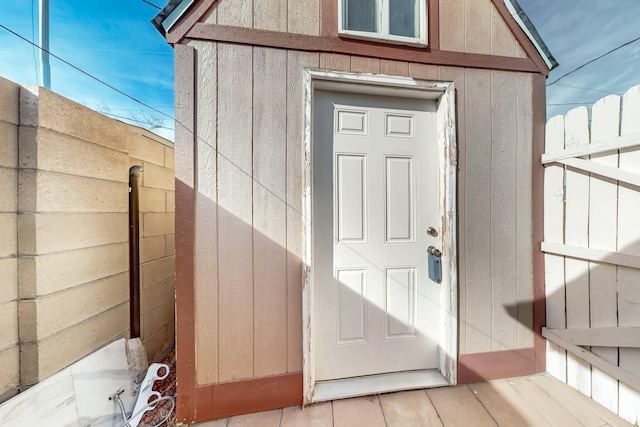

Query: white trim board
[[301, 69, 458, 404]]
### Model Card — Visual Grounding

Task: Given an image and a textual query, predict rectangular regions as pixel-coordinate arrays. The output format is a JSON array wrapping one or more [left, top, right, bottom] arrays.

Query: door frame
[[302, 69, 458, 404]]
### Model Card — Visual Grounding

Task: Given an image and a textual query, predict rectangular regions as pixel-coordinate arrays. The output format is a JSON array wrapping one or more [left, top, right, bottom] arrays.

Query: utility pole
[[39, 0, 50, 89]]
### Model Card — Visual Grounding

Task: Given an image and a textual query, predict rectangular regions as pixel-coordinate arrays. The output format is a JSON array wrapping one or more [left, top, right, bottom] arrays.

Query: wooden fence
[[543, 83, 640, 424]]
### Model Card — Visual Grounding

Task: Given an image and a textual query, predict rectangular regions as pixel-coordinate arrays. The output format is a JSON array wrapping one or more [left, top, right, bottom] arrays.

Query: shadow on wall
[[175, 176, 539, 424]]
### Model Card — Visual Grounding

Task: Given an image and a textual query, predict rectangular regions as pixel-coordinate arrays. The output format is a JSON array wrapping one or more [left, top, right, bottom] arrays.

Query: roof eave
[[152, 0, 194, 37], [504, 0, 559, 71]]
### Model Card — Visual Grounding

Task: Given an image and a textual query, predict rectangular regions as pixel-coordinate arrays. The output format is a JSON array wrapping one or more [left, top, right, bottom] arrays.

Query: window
[[339, 0, 427, 46]]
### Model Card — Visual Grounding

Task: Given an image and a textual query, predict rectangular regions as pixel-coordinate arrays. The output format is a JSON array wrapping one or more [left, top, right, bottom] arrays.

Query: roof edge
[[504, 0, 558, 70], [152, 0, 194, 36]]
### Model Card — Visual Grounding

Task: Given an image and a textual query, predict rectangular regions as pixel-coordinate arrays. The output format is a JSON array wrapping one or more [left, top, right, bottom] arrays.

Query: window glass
[[343, 0, 378, 33], [389, 0, 418, 38]]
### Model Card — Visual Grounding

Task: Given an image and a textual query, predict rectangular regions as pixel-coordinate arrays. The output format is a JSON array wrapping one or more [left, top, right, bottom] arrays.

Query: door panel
[[314, 90, 439, 381]]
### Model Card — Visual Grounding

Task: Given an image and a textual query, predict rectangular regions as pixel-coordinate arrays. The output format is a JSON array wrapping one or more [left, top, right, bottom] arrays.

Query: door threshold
[[312, 369, 450, 403]]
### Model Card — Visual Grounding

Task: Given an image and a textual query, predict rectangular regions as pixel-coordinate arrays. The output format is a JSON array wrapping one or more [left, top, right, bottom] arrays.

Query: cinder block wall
[[128, 127, 175, 362], [11, 85, 175, 391], [0, 78, 20, 402]]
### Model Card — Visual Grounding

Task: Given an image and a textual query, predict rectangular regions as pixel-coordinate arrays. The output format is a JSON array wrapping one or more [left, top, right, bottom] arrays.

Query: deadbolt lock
[[427, 227, 438, 237]]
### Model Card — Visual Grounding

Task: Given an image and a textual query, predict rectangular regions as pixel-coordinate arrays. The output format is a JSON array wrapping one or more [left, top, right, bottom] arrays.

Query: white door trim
[[301, 69, 458, 404]]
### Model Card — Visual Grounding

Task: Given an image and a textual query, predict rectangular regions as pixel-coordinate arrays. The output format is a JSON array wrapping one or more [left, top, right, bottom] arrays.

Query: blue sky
[[0, 0, 174, 139], [1, 1, 640, 140]]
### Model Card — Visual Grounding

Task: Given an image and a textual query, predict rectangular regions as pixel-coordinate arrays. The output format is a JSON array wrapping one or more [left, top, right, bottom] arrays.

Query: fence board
[[618, 84, 640, 424], [544, 85, 640, 424], [588, 95, 620, 414], [544, 115, 566, 381], [563, 107, 591, 397]]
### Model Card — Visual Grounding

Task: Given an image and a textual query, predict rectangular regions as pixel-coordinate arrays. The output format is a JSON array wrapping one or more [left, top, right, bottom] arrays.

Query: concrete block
[[0, 258, 18, 304], [166, 190, 175, 213], [142, 162, 174, 191], [0, 301, 18, 349], [141, 277, 175, 315], [19, 242, 128, 298], [0, 121, 18, 168], [0, 214, 17, 258], [142, 213, 175, 237], [139, 186, 166, 213], [164, 147, 175, 170], [141, 300, 174, 339], [140, 236, 166, 264], [26, 303, 129, 384], [165, 234, 175, 256], [0, 169, 17, 212], [20, 86, 129, 152], [0, 77, 20, 124], [142, 325, 168, 363], [18, 170, 128, 213], [0, 346, 19, 400], [128, 132, 165, 166], [19, 273, 128, 342], [18, 213, 127, 256], [141, 256, 175, 289], [19, 127, 129, 182]]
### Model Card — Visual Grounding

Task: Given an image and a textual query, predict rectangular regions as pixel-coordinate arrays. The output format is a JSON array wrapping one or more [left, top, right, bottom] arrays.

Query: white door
[[313, 90, 441, 381]]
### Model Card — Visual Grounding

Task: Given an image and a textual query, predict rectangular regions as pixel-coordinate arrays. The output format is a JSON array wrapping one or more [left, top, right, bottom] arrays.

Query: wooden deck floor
[[195, 374, 633, 426]]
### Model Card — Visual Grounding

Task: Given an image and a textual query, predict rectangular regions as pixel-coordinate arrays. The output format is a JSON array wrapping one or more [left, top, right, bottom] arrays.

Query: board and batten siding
[[188, 39, 538, 386], [197, 0, 527, 59]]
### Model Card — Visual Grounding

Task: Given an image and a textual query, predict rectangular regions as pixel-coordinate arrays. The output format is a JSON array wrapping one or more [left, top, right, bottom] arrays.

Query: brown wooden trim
[[490, 0, 549, 75], [531, 73, 547, 374], [173, 44, 198, 424], [186, 23, 540, 73], [458, 349, 536, 384], [428, 0, 439, 51], [194, 373, 303, 421], [166, 0, 218, 44], [321, 0, 336, 38]]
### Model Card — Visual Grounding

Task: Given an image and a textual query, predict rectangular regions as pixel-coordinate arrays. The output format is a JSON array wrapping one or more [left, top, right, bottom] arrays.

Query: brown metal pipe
[[129, 165, 144, 338]]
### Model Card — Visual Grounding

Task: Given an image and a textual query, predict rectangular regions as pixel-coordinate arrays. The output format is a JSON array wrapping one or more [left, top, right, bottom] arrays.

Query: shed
[[153, 0, 557, 423]]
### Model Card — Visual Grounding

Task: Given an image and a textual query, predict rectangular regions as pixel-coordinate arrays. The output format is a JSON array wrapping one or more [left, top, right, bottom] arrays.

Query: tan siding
[[465, 0, 491, 54], [184, 44, 539, 388], [380, 60, 409, 77], [516, 73, 534, 348], [491, 3, 517, 57], [286, 51, 319, 372], [254, 0, 287, 32], [409, 63, 438, 80], [252, 47, 288, 377], [216, 0, 252, 27], [320, 53, 351, 71], [462, 68, 493, 353], [287, 0, 320, 36], [439, 0, 526, 59], [216, 44, 255, 381], [490, 70, 518, 351], [439, 0, 465, 52], [194, 40, 219, 385], [350, 56, 381, 73]]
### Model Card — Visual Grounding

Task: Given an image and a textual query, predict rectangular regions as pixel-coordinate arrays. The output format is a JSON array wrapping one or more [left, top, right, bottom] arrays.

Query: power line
[[553, 83, 617, 95], [0, 23, 175, 125], [547, 34, 640, 86], [0, 23, 301, 216], [141, 0, 162, 10]]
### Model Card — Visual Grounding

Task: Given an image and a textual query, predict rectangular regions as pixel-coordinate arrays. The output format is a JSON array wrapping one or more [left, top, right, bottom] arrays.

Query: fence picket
[[544, 84, 640, 424], [544, 115, 567, 382], [588, 95, 621, 414], [563, 107, 591, 397], [617, 84, 640, 424]]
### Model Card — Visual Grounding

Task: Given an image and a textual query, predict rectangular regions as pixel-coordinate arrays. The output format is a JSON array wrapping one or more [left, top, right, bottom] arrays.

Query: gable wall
[[184, 40, 540, 391], [195, 0, 529, 59]]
